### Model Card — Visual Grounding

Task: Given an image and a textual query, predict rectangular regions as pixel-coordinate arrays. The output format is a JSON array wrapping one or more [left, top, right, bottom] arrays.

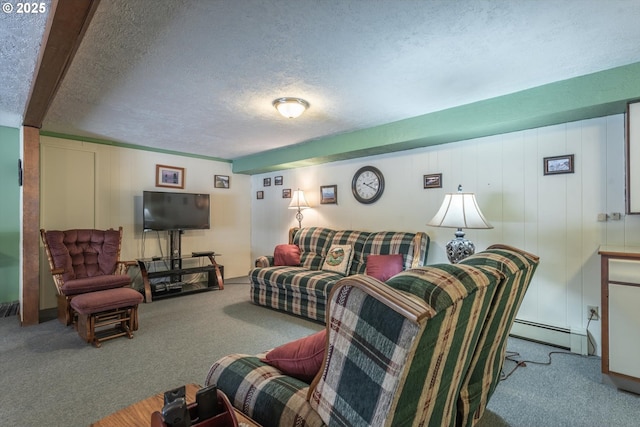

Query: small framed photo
[[274, 176, 283, 185], [256, 191, 264, 200], [214, 175, 230, 189], [282, 188, 291, 198], [544, 154, 574, 175], [263, 177, 271, 187], [320, 185, 338, 204], [156, 164, 185, 189], [424, 173, 442, 189]]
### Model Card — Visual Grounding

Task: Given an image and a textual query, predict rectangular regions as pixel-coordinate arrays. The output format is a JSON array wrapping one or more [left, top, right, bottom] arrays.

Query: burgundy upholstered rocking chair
[[40, 227, 136, 325]]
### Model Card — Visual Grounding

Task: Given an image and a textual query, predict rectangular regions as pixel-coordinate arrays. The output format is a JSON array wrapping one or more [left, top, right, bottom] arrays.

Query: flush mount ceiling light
[[272, 97, 309, 118]]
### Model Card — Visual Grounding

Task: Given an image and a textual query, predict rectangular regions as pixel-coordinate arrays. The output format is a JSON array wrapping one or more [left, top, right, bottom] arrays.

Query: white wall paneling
[[251, 114, 633, 356], [39, 136, 252, 309]]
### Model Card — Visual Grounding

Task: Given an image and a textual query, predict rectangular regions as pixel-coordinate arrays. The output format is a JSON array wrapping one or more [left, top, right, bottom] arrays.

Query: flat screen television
[[143, 191, 210, 231]]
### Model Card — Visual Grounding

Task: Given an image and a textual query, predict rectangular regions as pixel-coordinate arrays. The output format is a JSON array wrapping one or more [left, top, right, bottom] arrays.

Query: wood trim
[[598, 247, 640, 259], [626, 102, 632, 214], [22, 126, 40, 325], [23, 0, 101, 128], [600, 254, 610, 374]]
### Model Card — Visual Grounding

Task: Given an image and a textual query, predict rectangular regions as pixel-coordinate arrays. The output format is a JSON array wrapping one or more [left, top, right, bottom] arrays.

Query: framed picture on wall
[[423, 173, 442, 189], [257, 191, 264, 200], [214, 175, 230, 188], [156, 164, 185, 189], [275, 176, 283, 185], [320, 185, 337, 204], [263, 178, 271, 187], [543, 154, 574, 175], [283, 188, 291, 198]]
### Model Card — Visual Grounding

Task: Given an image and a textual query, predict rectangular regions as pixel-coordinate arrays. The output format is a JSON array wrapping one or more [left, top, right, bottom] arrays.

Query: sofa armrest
[[288, 227, 300, 244], [255, 255, 274, 268], [205, 354, 324, 427]]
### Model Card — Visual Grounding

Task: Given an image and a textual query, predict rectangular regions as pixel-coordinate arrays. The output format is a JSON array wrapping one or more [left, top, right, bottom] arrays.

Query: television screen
[[143, 191, 210, 231]]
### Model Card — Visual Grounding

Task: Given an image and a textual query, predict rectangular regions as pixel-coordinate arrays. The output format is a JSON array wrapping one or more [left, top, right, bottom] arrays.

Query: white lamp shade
[[288, 190, 310, 210], [273, 97, 309, 118], [427, 193, 493, 229]]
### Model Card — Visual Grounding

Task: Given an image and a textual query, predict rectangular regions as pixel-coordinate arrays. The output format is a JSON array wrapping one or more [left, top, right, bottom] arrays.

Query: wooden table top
[[91, 383, 260, 427]]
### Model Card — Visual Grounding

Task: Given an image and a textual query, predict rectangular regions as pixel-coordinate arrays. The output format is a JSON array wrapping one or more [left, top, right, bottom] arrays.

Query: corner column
[[22, 126, 40, 325]]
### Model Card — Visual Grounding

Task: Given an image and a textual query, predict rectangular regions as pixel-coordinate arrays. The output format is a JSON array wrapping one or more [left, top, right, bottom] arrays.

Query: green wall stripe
[[0, 126, 20, 303], [233, 61, 640, 175], [39, 131, 232, 163]]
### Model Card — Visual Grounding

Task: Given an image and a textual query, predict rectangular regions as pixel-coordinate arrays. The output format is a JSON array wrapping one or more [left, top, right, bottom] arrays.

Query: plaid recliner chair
[[206, 261, 507, 426], [456, 244, 540, 427]]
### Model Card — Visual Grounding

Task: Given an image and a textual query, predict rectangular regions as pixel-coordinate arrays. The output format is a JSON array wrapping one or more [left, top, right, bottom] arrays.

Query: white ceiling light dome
[[273, 97, 310, 118]]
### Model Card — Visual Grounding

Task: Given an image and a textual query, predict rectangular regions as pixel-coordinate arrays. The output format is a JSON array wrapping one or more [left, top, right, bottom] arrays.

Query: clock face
[[352, 166, 385, 204]]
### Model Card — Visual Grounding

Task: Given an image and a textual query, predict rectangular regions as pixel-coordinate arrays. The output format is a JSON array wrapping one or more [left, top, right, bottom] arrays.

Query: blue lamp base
[[446, 229, 476, 263]]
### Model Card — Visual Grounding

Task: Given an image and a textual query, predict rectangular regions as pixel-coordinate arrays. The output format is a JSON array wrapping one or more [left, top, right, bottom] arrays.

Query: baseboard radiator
[[510, 319, 588, 355]]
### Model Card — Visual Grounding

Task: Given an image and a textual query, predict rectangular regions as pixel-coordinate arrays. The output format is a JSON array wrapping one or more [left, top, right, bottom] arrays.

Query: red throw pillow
[[274, 244, 301, 266], [261, 329, 326, 382], [366, 254, 404, 281]]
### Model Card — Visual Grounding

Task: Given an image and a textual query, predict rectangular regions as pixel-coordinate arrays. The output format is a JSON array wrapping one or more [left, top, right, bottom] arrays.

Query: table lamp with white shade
[[427, 185, 493, 263]]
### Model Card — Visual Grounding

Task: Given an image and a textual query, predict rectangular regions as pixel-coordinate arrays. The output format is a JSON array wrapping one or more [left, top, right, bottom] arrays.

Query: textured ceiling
[[3, 0, 640, 165], [0, 0, 50, 126]]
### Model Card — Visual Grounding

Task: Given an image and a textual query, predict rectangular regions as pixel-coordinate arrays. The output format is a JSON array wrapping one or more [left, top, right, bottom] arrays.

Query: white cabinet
[[599, 246, 640, 394]]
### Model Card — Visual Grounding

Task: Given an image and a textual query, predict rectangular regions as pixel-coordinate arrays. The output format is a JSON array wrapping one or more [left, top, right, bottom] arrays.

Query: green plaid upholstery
[[255, 255, 274, 268], [250, 228, 430, 322], [292, 227, 336, 270], [329, 230, 371, 275], [205, 354, 325, 427], [250, 267, 344, 321], [455, 245, 539, 427], [212, 244, 536, 427], [360, 231, 430, 273], [310, 265, 503, 427]]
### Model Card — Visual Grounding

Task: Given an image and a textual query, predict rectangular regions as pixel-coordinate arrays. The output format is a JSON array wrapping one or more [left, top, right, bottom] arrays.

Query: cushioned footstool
[[69, 287, 143, 347]]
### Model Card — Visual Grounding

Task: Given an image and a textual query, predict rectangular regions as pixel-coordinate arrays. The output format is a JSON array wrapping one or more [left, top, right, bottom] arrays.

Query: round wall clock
[[351, 166, 385, 204]]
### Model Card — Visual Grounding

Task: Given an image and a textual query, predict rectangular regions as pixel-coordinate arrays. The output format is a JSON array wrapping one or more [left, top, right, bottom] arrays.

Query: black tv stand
[[192, 251, 215, 257], [137, 230, 223, 302]]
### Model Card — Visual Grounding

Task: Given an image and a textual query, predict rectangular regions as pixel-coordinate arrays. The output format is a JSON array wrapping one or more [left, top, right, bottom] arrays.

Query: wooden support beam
[[22, 126, 40, 325], [23, 0, 101, 128]]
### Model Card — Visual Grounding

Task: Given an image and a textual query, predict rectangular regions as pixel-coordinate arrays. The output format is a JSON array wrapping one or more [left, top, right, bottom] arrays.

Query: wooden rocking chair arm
[[116, 260, 137, 274]]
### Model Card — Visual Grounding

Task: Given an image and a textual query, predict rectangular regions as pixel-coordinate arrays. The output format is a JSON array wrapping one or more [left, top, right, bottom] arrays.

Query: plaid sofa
[[206, 245, 539, 427], [249, 227, 430, 322]]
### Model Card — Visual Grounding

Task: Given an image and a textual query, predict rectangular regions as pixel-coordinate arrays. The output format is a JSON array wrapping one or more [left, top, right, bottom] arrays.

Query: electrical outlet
[[587, 305, 599, 321]]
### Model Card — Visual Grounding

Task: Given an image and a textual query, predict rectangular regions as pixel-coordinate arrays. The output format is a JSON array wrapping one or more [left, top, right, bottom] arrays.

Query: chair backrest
[[360, 230, 430, 273], [41, 228, 124, 293], [291, 227, 336, 270], [289, 227, 430, 274], [455, 244, 540, 427], [309, 263, 504, 427]]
